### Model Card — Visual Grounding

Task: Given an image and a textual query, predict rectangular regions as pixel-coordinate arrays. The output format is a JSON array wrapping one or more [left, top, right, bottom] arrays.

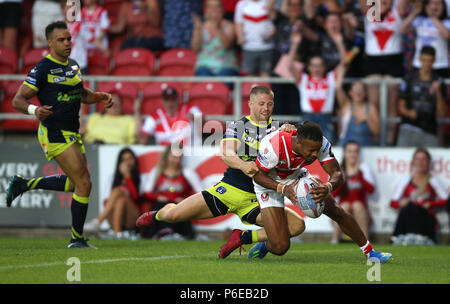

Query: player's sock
[[360, 240, 374, 257], [27, 174, 70, 192], [71, 194, 89, 240], [239, 230, 258, 245], [153, 211, 161, 222]]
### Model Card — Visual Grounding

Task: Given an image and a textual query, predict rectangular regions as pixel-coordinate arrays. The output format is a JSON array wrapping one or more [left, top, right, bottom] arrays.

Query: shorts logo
[[69, 135, 76, 142], [261, 192, 269, 201], [216, 186, 227, 194]]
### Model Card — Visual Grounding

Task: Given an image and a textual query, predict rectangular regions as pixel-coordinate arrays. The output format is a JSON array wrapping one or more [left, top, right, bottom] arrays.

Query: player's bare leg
[[219, 207, 305, 259], [136, 192, 215, 227], [322, 195, 366, 247], [254, 207, 305, 242], [258, 206, 291, 255], [54, 143, 94, 247]]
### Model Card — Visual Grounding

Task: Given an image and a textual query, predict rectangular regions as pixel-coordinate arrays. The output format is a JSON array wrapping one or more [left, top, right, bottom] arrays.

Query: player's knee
[[75, 177, 92, 195], [269, 240, 290, 256]]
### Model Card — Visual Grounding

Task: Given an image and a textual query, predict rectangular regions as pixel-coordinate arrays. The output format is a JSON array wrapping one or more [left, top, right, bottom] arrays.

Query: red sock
[[360, 241, 373, 257]]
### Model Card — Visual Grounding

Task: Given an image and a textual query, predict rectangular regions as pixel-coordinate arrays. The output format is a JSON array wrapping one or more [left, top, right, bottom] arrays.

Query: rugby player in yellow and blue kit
[[136, 85, 305, 258], [5, 21, 113, 248]]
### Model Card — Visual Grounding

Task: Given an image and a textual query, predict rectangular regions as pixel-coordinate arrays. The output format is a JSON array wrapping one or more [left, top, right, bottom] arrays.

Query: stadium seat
[[187, 82, 230, 115], [241, 82, 271, 115], [0, 47, 18, 74], [96, 81, 140, 114], [87, 49, 111, 75], [157, 48, 197, 77], [0, 81, 40, 131], [140, 82, 184, 115], [21, 48, 50, 74], [112, 48, 155, 76]]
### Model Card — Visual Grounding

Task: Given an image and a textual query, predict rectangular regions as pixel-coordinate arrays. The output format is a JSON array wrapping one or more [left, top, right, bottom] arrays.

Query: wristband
[[277, 183, 286, 195], [326, 182, 333, 193], [27, 104, 38, 116]]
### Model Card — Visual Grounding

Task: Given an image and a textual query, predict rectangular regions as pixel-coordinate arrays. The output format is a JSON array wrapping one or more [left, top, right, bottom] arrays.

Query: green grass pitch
[[0, 237, 449, 284]]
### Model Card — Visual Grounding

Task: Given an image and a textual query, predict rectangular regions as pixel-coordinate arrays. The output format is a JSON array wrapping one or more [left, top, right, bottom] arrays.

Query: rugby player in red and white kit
[[248, 121, 392, 262]]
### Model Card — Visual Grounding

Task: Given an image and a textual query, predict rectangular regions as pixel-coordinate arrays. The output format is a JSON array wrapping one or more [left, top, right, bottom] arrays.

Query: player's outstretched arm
[[81, 86, 113, 108], [13, 84, 53, 121]]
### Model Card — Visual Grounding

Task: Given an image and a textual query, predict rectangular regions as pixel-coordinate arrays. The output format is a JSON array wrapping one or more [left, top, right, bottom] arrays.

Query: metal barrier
[[0, 74, 449, 146]]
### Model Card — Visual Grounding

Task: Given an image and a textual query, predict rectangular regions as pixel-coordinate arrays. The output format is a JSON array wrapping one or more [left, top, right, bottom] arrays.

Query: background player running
[[240, 121, 392, 262], [136, 86, 306, 257], [5, 21, 113, 248]]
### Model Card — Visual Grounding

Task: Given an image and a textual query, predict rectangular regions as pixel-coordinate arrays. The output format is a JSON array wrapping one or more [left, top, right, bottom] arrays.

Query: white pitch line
[[0, 254, 205, 271], [0, 248, 358, 271]]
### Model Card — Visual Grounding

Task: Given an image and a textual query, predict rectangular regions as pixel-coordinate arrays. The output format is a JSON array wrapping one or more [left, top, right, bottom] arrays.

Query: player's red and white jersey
[[364, 4, 403, 56], [298, 71, 336, 114], [254, 130, 335, 192], [81, 6, 110, 50], [140, 104, 201, 146]]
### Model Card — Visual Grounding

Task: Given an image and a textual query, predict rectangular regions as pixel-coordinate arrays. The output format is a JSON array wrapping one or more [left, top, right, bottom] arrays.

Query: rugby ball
[[295, 177, 325, 218]]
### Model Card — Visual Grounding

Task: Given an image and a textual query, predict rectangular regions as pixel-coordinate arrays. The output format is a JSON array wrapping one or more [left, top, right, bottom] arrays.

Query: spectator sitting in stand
[[140, 146, 203, 240], [81, 0, 111, 58], [234, 0, 277, 76], [81, 94, 138, 145], [396, 46, 447, 147], [108, 0, 164, 52], [0, 0, 22, 51], [138, 87, 202, 146], [84, 147, 142, 239], [331, 140, 376, 244], [390, 147, 448, 245], [399, 0, 450, 78], [336, 62, 380, 146], [191, 0, 239, 78]]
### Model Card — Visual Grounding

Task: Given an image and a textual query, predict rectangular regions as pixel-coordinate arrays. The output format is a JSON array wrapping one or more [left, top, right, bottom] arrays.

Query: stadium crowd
[[0, 0, 449, 243]]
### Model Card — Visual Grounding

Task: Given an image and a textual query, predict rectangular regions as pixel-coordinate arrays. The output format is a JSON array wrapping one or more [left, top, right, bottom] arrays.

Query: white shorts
[[255, 168, 311, 209]]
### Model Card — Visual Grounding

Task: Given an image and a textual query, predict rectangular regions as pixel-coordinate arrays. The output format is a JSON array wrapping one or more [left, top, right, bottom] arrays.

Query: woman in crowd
[[390, 148, 448, 245], [140, 146, 203, 240], [331, 140, 376, 243], [84, 147, 142, 238]]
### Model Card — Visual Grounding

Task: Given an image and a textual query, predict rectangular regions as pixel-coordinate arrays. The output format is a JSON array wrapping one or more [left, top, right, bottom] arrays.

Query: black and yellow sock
[[71, 194, 89, 240], [27, 175, 70, 192], [240, 230, 258, 245]]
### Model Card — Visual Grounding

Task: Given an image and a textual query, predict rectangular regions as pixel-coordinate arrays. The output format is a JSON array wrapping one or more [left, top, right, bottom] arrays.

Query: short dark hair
[[420, 45, 436, 57], [296, 121, 323, 142], [45, 21, 68, 40]]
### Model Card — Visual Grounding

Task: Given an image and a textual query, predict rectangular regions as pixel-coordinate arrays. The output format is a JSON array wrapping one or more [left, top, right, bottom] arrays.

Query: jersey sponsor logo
[[50, 68, 63, 74], [215, 186, 227, 194], [257, 153, 270, 168], [53, 76, 66, 83], [25, 76, 37, 85]]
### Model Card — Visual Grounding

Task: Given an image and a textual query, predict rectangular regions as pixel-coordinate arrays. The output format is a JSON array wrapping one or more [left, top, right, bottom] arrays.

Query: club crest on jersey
[[261, 193, 269, 201], [215, 186, 227, 194]]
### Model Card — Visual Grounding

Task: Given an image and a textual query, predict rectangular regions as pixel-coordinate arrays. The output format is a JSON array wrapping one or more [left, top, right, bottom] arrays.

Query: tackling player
[[5, 21, 113, 248], [242, 121, 392, 262], [136, 86, 306, 257]]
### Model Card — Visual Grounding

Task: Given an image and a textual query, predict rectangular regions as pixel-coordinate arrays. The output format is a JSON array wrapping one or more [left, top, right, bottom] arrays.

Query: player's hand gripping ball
[[295, 177, 325, 218]]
